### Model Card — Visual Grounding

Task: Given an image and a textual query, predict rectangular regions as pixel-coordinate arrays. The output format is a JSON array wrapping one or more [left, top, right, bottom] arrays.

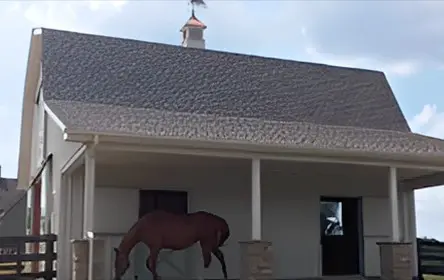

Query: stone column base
[[239, 240, 273, 280], [377, 242, 413, 280], [71, 239, 106, 280]]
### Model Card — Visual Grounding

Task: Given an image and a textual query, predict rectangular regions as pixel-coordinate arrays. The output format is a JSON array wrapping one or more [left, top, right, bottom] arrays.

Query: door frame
[[320, 196, 365, 276]]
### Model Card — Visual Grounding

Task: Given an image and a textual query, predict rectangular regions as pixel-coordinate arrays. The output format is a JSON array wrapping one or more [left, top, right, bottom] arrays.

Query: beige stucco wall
[[71, 164, 414, 279]]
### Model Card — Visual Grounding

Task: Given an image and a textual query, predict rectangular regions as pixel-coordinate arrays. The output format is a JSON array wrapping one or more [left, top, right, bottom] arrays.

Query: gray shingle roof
[[47, 99, 444, 156], [40, 28, 444, 157], [0, 177, 24, 217]]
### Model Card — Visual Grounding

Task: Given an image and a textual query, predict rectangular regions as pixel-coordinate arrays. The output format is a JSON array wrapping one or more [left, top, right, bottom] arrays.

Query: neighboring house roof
[[0, 177, 25, 219], [39, 28, 444, 157]]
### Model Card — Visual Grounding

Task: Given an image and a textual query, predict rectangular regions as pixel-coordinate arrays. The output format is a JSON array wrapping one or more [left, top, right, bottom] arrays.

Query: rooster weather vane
[[189, 0, 207, 12]]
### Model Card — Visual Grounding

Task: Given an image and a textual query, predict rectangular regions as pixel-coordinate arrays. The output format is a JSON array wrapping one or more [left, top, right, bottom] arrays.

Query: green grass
[[424, 275, 444, 280]]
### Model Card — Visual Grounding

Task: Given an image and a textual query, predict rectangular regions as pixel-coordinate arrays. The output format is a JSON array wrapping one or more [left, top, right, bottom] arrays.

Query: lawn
[[425, 275, 444, 280]]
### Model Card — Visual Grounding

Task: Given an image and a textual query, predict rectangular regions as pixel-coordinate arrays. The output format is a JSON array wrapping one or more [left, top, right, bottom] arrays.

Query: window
[[320, 201, 343, 236]]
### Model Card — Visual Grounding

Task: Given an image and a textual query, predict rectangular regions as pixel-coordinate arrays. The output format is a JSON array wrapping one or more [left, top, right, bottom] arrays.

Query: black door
[[139, 190, 188, 218], [320, 197, 362, 276]]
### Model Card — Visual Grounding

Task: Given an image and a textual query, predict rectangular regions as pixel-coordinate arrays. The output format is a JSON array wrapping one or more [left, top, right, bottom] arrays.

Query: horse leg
[[200, 243, 212, 269], [147, 248, 161, 280], [145, 255, 152, 274], [212, 248, 228, 280]]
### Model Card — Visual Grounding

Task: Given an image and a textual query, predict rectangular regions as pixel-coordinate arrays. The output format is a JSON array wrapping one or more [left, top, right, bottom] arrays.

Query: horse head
[[113, 247, 130, 280]]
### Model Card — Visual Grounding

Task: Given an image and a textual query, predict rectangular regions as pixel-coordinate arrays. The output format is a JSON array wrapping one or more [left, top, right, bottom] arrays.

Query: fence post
[[16, 240, 22, 277], [416, 238, 423, 280], [44, 235, 55, 280]]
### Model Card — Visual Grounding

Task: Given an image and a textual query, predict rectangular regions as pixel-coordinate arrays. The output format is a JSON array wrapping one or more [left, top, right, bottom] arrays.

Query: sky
[[0, 0, 443, 239]]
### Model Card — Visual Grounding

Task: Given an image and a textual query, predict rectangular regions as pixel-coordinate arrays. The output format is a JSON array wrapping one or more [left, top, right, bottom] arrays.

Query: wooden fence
[[418, 237, 444, 277], [0, 234, 56, 280]]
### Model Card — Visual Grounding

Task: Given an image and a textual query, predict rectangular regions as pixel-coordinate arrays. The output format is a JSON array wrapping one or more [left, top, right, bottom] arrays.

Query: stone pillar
[[239, 240, 273, 280], [378, 242, 413, 280], [71, 239, 106, 280], [72, 240, 88, 280], [91, 238, 106, 280]]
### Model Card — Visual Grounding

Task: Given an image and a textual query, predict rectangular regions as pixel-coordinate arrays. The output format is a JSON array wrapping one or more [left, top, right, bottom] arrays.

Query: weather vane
[[189, 0, 207, 13]]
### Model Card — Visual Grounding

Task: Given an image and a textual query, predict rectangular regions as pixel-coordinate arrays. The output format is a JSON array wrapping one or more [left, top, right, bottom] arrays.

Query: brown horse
[[113, 210, 230, 280]]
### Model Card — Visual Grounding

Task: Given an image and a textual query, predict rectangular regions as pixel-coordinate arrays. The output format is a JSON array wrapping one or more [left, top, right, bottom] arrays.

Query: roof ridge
[[40, 27, 384, 74]]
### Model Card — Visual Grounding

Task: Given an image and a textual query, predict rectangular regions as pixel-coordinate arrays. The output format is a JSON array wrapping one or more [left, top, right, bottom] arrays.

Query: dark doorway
[[135, 190, 188, 279], [139, 190, 188, 217], [320, 196, 363, 276]]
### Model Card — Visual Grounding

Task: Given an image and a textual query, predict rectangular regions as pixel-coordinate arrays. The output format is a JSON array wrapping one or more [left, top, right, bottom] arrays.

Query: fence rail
[[0, 234, 56, 280], [418, 237, 444, 276]]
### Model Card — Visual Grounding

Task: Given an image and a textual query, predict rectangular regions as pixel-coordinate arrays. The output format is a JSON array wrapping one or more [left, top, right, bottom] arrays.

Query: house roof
[[40, 28, 444, 158], [0, 177, 24, 218]]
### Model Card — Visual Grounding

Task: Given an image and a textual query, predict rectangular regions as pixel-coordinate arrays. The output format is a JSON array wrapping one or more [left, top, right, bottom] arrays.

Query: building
[[0, 166, 26, 238], [17, 9, 444, 280]]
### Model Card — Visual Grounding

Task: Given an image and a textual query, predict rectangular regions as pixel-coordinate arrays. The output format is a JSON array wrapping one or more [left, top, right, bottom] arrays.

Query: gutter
[[63, 130, 444, 171]]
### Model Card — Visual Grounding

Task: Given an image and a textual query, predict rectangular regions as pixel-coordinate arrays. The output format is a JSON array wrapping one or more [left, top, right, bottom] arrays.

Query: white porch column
[[240, 159, 272, 280], [43, 161, 53, 233], [66, 175, 74, 278], [83, 147, 96, 237], [57, 174, 70, 279], [251, 158, 261, 240], [83, 147, 96, 280], [379, 168, 414, 280], [407, 190, 419, 276], [389, 166, 401, 242]]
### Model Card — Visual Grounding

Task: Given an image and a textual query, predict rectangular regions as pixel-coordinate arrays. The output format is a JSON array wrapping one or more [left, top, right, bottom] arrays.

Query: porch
[[58, 144, 436, 280]]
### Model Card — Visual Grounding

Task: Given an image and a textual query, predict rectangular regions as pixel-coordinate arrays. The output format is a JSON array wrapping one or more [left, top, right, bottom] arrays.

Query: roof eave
[[63, 130, 444, 172], [17, 29, 43, 189]]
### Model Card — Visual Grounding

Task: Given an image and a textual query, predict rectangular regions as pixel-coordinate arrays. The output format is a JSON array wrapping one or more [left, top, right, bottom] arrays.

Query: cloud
[[415, 188, 444, 240], [0, 1, 127, 178], [408, 104, 444, 240], [302, 43, 418, 77], [409, 104, 444, 138], [22, 1, 127, 32], [293, 1, 444, 75]]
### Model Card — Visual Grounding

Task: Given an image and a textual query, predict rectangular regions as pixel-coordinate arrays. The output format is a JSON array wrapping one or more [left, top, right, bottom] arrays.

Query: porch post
[[378, 167, 414, 280], [389, 166, 400, 242], [83, 147, 96, 280], [252, 158, 261, 240], [407, 190, 419, 277], [83, 148, 95, 237], [239, 158, 273, 280], [31, 180, 42, 273], [66, 175, 73, 277], [43, 161, 53, 233]]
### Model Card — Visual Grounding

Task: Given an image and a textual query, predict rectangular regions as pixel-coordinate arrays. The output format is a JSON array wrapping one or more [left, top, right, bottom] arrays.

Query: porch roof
[[49, 99, 444, 160]]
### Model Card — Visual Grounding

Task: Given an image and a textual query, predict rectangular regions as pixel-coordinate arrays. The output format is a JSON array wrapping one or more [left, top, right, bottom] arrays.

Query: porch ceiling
[[94, 150, 437, 183]]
